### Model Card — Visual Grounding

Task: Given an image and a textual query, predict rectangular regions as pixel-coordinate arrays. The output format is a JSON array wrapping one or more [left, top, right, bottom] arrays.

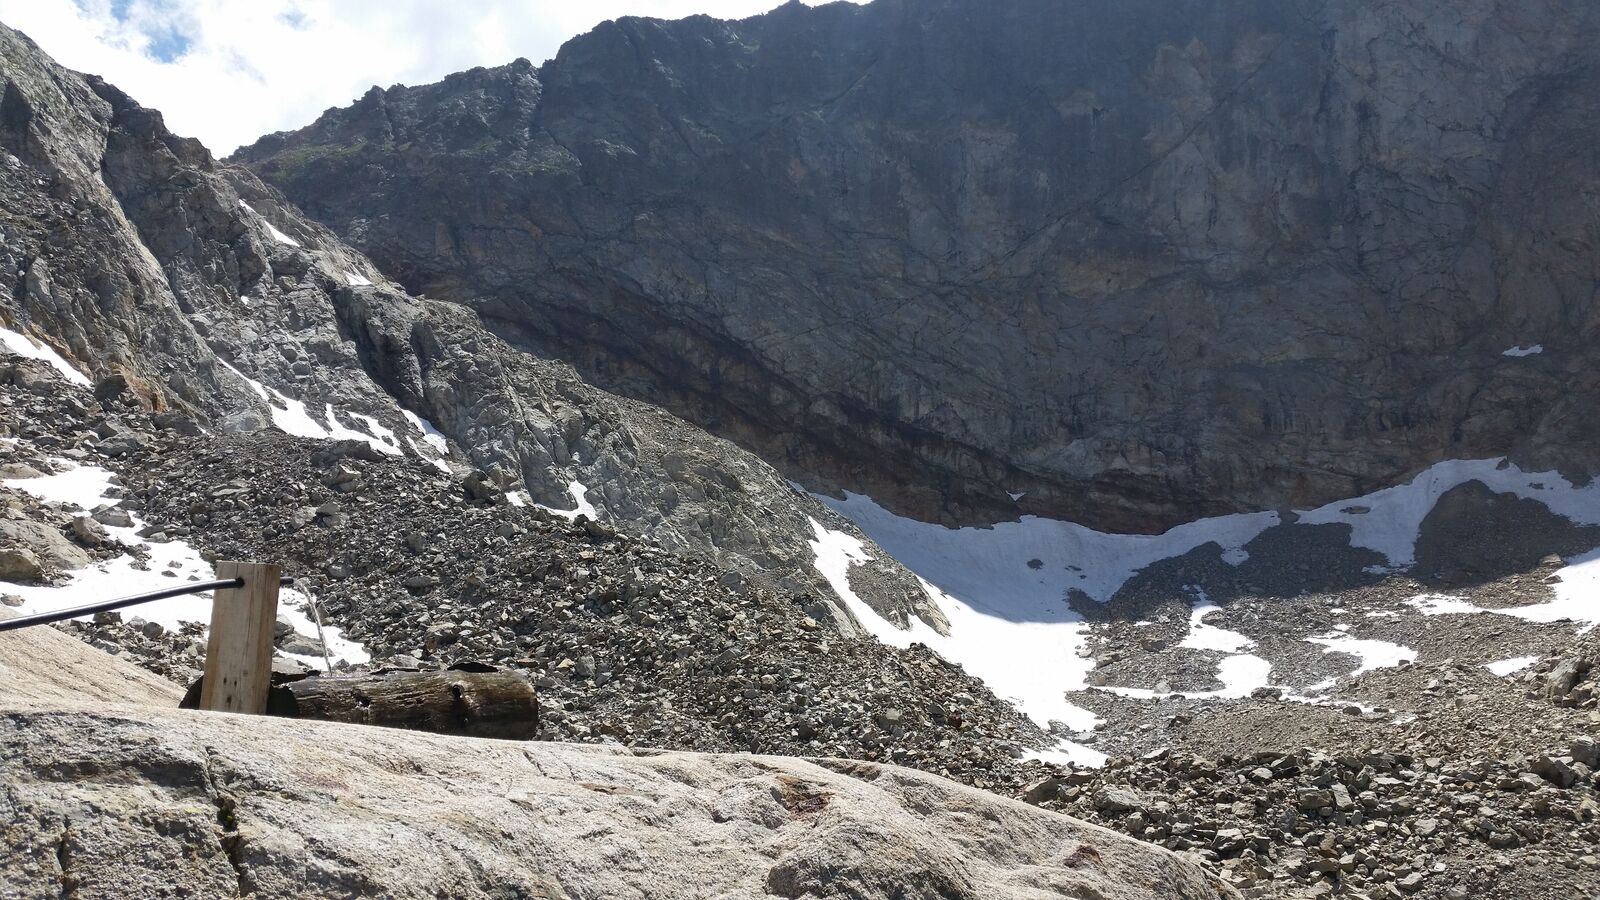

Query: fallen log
[[182, 665, 538, 740]]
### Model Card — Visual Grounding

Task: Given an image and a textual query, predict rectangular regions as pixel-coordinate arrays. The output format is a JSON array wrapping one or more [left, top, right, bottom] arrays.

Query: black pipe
[[0, 576, 297, 633]]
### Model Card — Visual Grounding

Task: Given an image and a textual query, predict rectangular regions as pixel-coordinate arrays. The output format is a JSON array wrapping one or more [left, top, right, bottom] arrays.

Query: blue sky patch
[[83, 0, 193, 62]]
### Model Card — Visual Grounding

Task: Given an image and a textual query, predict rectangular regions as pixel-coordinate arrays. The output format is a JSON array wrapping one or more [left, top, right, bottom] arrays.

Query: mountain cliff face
[[235, 0, 1600, 531], [0, 21, 937, 633]]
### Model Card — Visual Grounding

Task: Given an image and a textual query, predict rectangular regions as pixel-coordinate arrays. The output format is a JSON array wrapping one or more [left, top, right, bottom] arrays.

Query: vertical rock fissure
[[202, 749, 252, 898], [54, 818, 77, 899]]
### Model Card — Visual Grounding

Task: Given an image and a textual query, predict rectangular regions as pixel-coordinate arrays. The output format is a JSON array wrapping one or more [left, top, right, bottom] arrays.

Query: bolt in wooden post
[[199, 561, 280, 714]]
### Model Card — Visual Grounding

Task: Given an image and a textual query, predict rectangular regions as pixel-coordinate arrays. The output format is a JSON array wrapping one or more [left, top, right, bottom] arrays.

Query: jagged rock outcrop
[[0, 22, 937, 632], [236, 0, 1600, 531]]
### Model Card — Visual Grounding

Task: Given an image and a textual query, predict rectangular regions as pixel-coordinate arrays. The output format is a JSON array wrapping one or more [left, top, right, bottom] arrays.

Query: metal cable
[[0, 576, 296, 633], [292, 577, 336, 674]]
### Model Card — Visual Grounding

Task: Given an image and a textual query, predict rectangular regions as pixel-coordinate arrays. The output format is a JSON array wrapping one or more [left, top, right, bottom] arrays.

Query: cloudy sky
[[0, 0, 828, 155]]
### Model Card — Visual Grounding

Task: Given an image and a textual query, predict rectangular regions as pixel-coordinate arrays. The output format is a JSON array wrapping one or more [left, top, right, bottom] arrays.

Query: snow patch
[[1008, 491, 1026, 501], [806, 493, 1275, 755], [537, 481, 598, 521], [408, 440, 451, 472], [1407, 593, 1483, 616], [220, 360, 328, 439], [806, 461, 1600, 757], [238, 199, 301, 247], [322, 404, 401, 456], [219, 361, 403, 457], [1304, 631, 1416, 690], [343, 270, 373, 287], [1023, 742, 1108, 769], [1486, 655, 1539, 676], [1502, 344, 1543, 357], [1407, 561, 1599, 630], [0, 325, 90, 386], [817, 490, 1275, 606], [1297, 459, 1600, 569], [1097, 654, 1274, 702], [2, 457, 367, 667], [805, 516, 1102, 752], [3, 460, 117, 512], [1180, 590, 1255, 654], [401, 410, 450, 455], [276, 584, 369, 670]]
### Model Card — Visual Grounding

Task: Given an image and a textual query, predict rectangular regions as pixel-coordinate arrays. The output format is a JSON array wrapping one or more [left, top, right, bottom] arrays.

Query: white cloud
[[0, 0, 840, 155]]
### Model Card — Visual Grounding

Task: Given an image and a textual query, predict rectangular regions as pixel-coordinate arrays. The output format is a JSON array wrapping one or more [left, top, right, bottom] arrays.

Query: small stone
[[1532, 755, 1578, 788], [91, 506, 133, 528]]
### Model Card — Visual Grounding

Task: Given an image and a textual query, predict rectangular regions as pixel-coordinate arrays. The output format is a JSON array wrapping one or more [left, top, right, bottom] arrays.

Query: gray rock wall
[[236, 0, 1600, 531]]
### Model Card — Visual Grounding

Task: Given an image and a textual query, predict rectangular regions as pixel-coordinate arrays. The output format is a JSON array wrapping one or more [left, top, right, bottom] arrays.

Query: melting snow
[[1303, 631, 1416, 690], [0, 325, 90, 386], [322, 404, 401, 456], [817, 490, 1276, 606], [238, 199, 301, 247], [1098, 654, 1274, 702], [343, 270, 373, 287], [537, 481, 599, 521], [1024, 743, 1108, 769], [1407, 549, 1600, 631], [806, 458, 1600, 761], [1179, 590, 1255, 653], [1502, 344, 1543, 357], [806, 515, 1100, 765], [221, 360, 328, 439], [1008, 491, 1026, 501], [3, 461, 116, 512], [1297, 458, 1600, 569], [276, 584, 369, 670], [219, 361, 404, 458], [807, 493, 1274, 761], [401, 410, 450, 455], [1485, 655, 1539, 676], [409, 442, 451, 472], [1, 457, 368, 666]]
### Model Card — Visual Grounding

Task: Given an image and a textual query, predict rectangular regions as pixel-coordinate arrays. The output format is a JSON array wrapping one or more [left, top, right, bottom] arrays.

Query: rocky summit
[[3, 2, 1600, 899]]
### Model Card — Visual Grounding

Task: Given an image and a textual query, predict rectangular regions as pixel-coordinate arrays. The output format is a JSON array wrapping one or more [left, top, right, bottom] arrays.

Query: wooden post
[[199, 561, 280, 714]]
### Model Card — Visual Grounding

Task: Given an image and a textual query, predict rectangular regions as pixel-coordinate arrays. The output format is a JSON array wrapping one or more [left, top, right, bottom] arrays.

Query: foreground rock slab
[[0, 610, 182, 707], [0, 704, 1232, 899]]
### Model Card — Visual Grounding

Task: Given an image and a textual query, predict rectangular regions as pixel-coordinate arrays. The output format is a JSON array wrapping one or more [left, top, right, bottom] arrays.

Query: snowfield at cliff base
[[806, 457, 1600, 767]]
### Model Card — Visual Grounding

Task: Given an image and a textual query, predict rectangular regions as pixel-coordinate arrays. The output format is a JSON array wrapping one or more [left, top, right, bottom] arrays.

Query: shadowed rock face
[[234, 0, 1600, 532]]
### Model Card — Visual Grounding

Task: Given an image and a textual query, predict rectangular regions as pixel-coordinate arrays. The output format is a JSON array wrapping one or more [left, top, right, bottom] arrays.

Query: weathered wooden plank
[[281, 670, 538, 739], [198, 561, 280, 714]]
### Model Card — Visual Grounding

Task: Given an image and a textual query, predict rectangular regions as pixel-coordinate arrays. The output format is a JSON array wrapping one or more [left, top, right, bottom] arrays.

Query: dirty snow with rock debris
[[806, 457, 1600, 766], [1, 455, 367, 666], [218, 360, 410, 460], [1296, 458, 1600, 570], [0, 325, 89, 386]]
